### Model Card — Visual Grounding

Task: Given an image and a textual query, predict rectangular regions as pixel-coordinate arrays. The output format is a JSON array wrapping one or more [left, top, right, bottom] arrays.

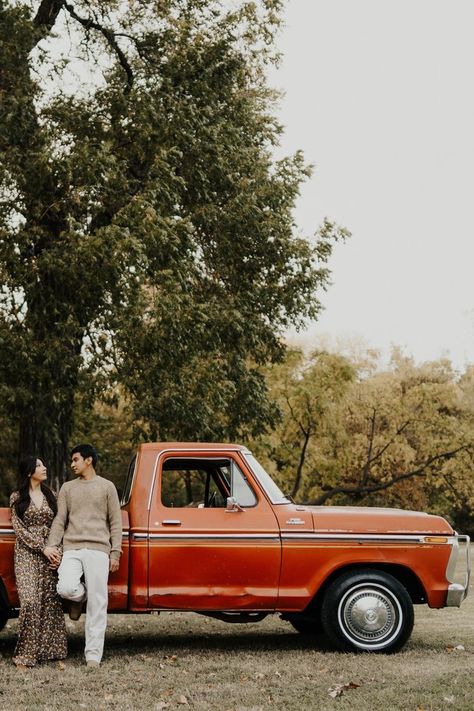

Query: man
[[44, 444, 122, 668]]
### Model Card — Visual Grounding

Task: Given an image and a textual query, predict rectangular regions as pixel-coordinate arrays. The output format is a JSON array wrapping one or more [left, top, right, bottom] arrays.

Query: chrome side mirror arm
[[225, 496, 245, 513]]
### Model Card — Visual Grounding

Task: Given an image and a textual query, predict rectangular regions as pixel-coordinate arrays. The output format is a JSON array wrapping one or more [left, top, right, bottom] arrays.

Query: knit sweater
[[47, 475, 122, 560]]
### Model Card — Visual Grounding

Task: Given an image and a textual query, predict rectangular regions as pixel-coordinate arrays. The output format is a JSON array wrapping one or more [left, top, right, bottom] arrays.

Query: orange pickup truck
[[0, 442, 470, 653]]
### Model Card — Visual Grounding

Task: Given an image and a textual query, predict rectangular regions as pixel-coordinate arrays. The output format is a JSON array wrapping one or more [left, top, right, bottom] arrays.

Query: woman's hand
[[43, 546, 62, 566]]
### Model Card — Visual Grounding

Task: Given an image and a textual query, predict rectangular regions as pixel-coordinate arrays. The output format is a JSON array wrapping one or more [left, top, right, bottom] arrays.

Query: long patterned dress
[[10, 492, 67, 667]]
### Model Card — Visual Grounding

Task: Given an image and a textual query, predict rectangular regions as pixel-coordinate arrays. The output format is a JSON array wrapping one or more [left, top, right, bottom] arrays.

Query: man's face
[[71, 452, 91, 476]]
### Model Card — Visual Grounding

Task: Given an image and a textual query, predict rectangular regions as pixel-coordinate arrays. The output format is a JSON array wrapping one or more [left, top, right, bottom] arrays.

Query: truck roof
[[137, 442, 248, 453]]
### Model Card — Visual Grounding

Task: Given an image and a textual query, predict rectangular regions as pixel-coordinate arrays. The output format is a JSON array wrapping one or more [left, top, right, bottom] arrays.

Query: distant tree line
[[252, 348, 474, 533]]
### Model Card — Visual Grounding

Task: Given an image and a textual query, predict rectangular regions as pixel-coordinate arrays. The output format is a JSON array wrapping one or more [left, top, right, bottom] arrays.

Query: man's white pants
[[57, 549, 109, 663]]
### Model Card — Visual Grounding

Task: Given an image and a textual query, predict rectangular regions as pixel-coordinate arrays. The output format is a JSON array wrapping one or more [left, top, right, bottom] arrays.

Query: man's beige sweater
[[47, 475, 122, 560]]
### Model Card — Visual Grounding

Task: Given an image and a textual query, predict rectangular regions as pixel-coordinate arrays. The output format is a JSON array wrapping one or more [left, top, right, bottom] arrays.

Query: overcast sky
[[271, 0, 474, 368]]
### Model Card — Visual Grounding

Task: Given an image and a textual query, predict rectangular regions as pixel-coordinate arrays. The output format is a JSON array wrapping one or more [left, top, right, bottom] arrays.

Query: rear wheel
[[0, 581, 11, 632], [285, 614, 323, 636], [0, 605, 8, 632], [321, 569, 414, 653]]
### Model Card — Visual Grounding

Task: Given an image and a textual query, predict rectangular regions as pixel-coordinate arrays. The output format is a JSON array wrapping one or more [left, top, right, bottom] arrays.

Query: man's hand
[[109, 558, 120, 573], [43, 546, 62, 566]]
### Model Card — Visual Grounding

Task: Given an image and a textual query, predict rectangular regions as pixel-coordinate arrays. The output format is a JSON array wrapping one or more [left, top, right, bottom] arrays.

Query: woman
[[9, 456, 67, 669]]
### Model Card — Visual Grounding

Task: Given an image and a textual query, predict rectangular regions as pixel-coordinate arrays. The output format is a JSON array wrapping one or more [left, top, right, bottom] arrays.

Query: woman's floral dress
[[10, 492, 67, 666]]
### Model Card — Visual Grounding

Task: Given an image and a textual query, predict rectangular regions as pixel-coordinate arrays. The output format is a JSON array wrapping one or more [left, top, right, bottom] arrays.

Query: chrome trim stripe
[[133, 531, 455, 544], [0, 529, 14, 535], [148, 533, 280, 540], [281, 533, 440, 543]]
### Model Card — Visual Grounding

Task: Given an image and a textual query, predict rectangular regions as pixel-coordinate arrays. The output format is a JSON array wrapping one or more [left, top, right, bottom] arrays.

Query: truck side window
[[160, 457, 256, 508], [161, 458, 228, 508]]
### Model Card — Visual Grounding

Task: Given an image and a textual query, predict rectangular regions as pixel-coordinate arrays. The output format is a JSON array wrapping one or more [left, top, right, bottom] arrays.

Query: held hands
[[43, 546, 62, 568], [109, 558, 119, 573]]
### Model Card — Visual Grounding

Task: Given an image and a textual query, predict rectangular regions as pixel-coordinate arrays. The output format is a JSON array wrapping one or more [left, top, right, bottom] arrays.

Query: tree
[[257, 349, 355, 498], [0, 1, 343, 487], [256, 348, 474, 526]]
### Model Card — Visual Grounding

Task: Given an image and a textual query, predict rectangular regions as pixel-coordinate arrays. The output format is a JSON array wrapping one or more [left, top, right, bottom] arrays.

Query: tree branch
[[368, 420, 411, 466], [291, 425, 311, 499], [310, 445, 471, 506], [361, 408, 376, 487], [63, 2, 134, 90], [33, 0, 65, 36]]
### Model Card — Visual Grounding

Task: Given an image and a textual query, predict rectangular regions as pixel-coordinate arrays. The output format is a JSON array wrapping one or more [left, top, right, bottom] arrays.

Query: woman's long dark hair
[[13, 456, 58, 520]]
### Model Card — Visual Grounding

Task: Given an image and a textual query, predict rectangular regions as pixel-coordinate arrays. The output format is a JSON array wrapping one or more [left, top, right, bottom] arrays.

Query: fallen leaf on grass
[[254, 672, 265, 680], [177, 695, 188, 705], [274, 671, 281, 678], [104, 694, 113, 702], [154, 703, 169, 711], [57, 661, 66, 671], [328, 682, 361, 698], [443, 697, 455, 705], [445, 644, 465, 653], [165, 654, 178, 663]]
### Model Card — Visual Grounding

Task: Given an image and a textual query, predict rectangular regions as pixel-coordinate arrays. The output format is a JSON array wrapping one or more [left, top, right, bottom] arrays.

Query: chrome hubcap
[[339, 584, 402, 649]]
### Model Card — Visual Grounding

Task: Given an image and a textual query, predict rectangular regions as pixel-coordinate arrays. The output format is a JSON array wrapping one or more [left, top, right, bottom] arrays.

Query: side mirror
[[225, 496, 245, 513]]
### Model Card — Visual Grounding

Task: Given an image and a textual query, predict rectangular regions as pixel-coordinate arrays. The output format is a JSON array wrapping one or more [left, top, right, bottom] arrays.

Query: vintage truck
[[0, 442, 470, 653]]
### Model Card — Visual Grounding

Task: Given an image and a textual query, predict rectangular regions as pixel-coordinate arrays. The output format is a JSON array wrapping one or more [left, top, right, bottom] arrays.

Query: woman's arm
[[9, 493, 47, 552]]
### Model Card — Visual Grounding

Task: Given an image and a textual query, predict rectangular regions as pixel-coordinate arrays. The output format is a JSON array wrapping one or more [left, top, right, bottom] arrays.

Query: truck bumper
[[445, 534, 470, 607]]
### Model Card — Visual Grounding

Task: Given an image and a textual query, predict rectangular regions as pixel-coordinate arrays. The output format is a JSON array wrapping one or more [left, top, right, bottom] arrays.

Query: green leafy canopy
[[0, 1, 344, 485]]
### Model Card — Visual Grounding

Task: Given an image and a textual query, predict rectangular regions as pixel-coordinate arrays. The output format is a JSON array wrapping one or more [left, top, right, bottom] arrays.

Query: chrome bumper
[[446, 534, 470, 606]]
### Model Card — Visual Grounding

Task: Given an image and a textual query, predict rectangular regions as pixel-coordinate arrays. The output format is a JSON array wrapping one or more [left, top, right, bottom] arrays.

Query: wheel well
[[305, 563, 427, 616]]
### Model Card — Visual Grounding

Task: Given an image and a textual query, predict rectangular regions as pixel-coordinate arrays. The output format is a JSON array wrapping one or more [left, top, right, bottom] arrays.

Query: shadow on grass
[[0, 623, 336, 659], [105, 630, 333, 656]]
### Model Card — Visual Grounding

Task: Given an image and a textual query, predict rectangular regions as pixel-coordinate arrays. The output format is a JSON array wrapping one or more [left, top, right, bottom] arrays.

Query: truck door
[[148, 451, 281, 610]]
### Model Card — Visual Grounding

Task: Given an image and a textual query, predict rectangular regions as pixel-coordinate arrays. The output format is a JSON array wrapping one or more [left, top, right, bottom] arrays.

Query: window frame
[[159, 455, 258, 510]]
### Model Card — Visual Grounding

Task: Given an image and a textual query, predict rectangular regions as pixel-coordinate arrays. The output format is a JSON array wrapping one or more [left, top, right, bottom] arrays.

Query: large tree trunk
[[17, 318, 83, 491], [18, 395, 74, 491]]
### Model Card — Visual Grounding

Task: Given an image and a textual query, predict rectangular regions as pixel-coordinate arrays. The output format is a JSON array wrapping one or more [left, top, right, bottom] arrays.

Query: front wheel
[[321, 569, 414, 653]]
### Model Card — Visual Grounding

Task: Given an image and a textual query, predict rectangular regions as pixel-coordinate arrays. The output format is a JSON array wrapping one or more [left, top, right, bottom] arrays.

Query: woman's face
[[30, 459, 47, 484]]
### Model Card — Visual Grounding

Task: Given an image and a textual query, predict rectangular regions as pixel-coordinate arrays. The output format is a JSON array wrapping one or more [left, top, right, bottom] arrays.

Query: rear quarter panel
[[0, 507, 18, 607]]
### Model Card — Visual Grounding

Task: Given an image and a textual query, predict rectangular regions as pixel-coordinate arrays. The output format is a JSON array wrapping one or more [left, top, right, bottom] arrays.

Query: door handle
[[162, 520, 182, 525]]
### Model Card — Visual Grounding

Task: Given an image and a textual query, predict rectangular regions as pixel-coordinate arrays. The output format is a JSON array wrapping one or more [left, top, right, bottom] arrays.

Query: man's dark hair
[[70, 443, 98, 467]]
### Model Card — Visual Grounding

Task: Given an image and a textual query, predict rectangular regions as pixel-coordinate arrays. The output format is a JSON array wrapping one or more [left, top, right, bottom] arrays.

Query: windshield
[[244, 453, 290, 504]]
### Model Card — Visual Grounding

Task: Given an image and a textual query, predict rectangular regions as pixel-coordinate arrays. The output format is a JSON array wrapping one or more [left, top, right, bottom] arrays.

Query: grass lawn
[[0, 572, 472, 710]]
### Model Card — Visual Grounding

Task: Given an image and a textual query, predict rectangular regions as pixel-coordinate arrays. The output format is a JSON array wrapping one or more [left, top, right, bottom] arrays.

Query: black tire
[[0, 606, 8, 632], [0, 580, 10, 632], [286, 615, 323, 636], [321, 569, 414, 653]]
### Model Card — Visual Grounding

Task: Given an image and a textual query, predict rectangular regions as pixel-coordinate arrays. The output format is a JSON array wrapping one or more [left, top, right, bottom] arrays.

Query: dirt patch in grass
[[1, 584, 472, 710]]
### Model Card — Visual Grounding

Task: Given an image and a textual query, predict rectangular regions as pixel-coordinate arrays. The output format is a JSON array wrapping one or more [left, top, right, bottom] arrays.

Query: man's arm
[[107, 483, 122, 572], [45, 484, 68, 552]]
